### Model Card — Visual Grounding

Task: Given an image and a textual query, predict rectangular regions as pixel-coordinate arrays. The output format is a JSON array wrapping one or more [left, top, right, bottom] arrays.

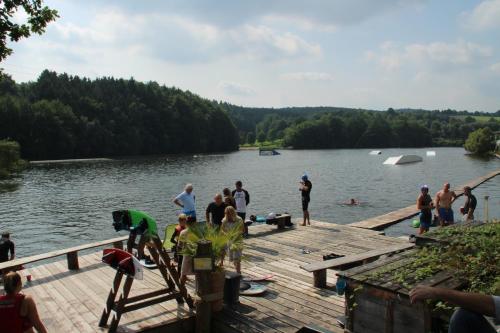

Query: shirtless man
[[435, 183, 457, 226]]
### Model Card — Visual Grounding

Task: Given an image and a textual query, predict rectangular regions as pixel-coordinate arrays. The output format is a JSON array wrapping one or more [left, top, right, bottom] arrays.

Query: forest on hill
[[220, 103, 500, 149], [0, 70, 499, 160], [0, 71, 239, 159]]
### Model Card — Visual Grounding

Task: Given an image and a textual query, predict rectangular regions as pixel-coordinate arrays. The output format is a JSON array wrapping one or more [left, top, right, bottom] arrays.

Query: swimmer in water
[[345, 198, 359, 206]]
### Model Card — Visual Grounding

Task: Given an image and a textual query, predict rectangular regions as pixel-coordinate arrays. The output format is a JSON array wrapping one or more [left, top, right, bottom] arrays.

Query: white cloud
[[462, 0, 500, 31], [281, 72, 333, 81], [38, 8, 321, 65], [234, 25, 322, 60], [102, 0, 426, 29], [366, 40, 492, 71], [218, 81, 256, 96], [261, 15, 337, 32], [491, 62, 500, 74]]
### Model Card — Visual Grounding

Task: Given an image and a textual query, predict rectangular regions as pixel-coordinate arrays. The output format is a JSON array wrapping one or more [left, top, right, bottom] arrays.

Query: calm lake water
[[1, 148, 499, 257]]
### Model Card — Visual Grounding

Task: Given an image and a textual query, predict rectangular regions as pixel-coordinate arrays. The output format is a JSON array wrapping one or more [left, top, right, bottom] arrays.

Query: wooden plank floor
[[349, 169, 500, 230], [210, 220, 408, 333], [5, 220, 409, 333], [13, 252, 194, 332]]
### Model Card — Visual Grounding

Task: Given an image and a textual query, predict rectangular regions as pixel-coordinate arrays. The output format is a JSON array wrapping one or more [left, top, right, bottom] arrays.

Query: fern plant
[[180, 223, 244, 270]]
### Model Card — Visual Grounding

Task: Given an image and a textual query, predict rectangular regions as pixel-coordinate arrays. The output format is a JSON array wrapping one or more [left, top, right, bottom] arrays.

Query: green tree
[[257, 130, 266, 142], [0, 140, 24, 179], [0, 1, 58, 62], [246, 132, 255, 144], [464, 127, 495, 155]]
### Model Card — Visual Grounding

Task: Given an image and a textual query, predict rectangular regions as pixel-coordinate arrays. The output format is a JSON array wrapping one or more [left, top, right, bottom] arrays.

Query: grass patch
[[240, 139, 284, 148]]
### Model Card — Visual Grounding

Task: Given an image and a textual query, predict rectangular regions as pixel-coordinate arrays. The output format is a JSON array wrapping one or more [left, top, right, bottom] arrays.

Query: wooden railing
[[0, 235, 128, 274]]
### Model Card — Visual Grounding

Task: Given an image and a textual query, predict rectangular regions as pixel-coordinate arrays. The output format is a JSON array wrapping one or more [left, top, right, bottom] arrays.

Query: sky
[[2, 0, 500, 112]]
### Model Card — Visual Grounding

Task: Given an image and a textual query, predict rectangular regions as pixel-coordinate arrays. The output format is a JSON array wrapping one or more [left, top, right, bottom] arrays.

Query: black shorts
[[302, 197, 310, 211]]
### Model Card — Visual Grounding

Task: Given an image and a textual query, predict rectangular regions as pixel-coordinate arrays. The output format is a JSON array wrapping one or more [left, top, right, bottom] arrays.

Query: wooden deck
[[5, 220, 409, 333], [349, 169, 500, 230]]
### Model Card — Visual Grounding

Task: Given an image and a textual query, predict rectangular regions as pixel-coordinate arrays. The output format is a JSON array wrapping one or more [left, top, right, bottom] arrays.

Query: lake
[[1, 148, 499, 257]]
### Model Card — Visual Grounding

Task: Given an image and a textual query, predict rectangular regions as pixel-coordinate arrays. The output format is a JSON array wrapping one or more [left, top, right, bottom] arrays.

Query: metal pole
[[484, 196, 489, 222]]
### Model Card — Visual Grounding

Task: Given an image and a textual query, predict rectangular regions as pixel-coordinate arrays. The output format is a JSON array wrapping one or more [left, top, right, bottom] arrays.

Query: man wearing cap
[[299, 175, 312, 226], [417, 185, 434, 234], [0, 232, 15, 263], [435, 183, 457, 226], [461, 186, 477, 222], [174, 183, 197, 221]]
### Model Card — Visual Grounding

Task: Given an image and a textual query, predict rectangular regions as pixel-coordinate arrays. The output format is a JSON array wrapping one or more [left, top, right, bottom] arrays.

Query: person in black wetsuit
[[461, 186, 477, 222], [299, 174, 312, 226], [0, 232, 15, 263], [416, 185, 434, 234]]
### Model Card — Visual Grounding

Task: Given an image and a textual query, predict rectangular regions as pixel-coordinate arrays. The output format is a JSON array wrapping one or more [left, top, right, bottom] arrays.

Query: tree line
[[1, 70, 499, 161], [221, 104, 500, 149], [0, 71, 239, 159]]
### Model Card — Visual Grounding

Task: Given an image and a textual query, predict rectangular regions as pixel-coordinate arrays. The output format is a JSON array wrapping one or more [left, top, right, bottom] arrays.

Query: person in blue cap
[[416, 185, 434, 234], [299, 174, 312, 226]]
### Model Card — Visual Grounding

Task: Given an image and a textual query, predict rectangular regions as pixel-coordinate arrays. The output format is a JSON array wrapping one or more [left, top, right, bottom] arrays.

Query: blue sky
[[3, 0, 500, 111]]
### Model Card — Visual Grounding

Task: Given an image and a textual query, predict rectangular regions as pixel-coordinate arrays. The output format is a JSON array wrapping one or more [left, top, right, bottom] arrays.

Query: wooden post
[[313, 269, 327, 288], [66, 251, 79, 270], [384, 300, 394, 333], [196, 240, 212, 333], [484, 195, 489, 222]]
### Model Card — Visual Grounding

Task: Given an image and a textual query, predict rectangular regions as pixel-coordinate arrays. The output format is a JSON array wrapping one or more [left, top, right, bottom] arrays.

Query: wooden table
[[265, 214, 292, 230]]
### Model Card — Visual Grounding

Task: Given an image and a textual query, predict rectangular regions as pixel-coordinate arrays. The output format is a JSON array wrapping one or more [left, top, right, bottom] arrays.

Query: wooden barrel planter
[[208, 270, 225, 312]]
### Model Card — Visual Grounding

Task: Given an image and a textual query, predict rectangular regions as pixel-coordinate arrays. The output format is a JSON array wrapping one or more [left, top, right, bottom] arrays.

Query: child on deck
[[170, 214, 187, 273], [178, 216, 196, 286], [221, 206, 244, 274]]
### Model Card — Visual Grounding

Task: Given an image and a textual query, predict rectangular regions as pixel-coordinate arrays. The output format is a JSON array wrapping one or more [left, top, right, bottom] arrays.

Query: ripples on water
[[0, 148, 498, 256]]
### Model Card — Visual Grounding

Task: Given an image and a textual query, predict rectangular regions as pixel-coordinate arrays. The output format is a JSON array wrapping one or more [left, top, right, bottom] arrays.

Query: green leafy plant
[[180, 223, 244, 270], [369, 222, 500, 295]]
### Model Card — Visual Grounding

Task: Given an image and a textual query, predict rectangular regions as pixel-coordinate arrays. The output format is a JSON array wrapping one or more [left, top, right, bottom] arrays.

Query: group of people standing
[[173, 181, 250, 228], [170, 181, 251, 283], [417, 182, 477, 234]]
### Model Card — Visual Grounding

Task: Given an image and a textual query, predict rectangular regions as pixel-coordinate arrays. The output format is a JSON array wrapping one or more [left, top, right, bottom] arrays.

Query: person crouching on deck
[[221, 206, 244, 274], [0, 272, 47, 333]]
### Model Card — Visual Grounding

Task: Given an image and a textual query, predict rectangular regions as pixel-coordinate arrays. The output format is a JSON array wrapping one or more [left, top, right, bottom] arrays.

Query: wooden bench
[[0, 235, 128, 275], [300, 243, 415, 288], [265, 214, 292, 230]]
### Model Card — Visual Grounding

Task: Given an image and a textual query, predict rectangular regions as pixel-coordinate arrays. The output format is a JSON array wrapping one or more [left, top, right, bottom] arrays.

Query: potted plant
[[181, 223, 244, 311]]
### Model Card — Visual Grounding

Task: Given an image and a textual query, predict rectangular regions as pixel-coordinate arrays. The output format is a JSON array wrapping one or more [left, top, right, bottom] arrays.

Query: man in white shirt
[[173, 183, 196, 221]]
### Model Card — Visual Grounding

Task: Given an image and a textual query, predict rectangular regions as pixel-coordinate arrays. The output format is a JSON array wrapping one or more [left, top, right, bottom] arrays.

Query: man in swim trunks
[[416, 185, 434, 234], [299, 174, 312, 226], [435, 183, 457, 226]]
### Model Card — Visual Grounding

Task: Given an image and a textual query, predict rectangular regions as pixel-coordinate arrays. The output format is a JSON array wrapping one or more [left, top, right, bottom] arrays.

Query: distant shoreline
[[30, 158, 114, 165]]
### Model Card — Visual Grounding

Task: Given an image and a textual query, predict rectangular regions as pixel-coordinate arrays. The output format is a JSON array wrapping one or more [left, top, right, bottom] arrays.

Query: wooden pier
[[349, 169, 500, 230], [1, 221, 409, 333]]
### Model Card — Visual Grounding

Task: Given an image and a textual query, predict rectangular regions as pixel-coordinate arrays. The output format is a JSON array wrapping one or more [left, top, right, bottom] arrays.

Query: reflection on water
[[0, 181, 21, 193], [0, 148, 498, 257]]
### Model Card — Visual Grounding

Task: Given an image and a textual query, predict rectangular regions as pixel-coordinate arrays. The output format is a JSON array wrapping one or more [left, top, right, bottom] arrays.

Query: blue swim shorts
[[438, 208, 454, 223], [420, 212, 432, 229]]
